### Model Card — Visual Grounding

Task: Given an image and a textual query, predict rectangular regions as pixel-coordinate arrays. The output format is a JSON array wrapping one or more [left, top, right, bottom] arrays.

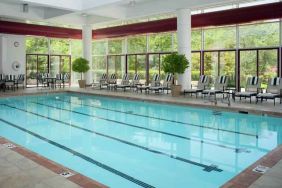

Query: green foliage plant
[[162, 53, 189, 85], [72, 57, 90, 80]]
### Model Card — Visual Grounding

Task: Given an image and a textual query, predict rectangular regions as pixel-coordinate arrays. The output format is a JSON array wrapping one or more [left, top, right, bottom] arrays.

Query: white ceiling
[[0, 0, 252, 28]]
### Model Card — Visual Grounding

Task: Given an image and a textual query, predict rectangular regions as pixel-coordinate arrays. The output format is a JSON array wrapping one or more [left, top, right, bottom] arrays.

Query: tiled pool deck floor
[[0, 87, 282, 188]]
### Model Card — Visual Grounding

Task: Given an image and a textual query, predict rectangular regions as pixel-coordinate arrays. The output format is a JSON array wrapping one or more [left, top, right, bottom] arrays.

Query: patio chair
[[107, 73, 117, 90], [256, 77, 282, 105], [234, 76, 260, 103], [37, 73, 48, 87], [115, 73, 130, 91], [56, 73, 64, 88], [130, 73, 141, 91], [15, 74, 25, 89], [0, 74, 6, 92], [184, 75, 210, 98], [148, 74, 161, 93], [62, 73, 70, 87], [202, 75, 229, 102], [5, 75, 16, 91], [149, 73, 173, 94]]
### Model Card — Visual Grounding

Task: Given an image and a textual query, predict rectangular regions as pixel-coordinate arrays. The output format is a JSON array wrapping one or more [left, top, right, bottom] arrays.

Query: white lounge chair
[[234, 76, 260, 103], [202, 75, 229, 103], [256, 77, 282, 105], [149, 73, 173, 94], [115, 73, 130, 91], [184, 75, 210, 98]]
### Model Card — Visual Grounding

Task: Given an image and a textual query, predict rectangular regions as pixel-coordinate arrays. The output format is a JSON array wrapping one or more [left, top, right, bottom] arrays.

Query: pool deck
[[0, 87, 282, 188], [0, 137, 107, 188]]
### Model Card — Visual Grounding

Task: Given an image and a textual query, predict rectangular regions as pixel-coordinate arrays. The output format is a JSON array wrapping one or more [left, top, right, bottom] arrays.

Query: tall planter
[[72, 57, 90, 88], [162, 53, 189, 97]]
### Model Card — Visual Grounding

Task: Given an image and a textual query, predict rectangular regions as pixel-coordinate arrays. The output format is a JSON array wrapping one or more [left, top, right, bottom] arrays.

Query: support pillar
[[177, 9, 191, 90], [82, 25, 92, 85]]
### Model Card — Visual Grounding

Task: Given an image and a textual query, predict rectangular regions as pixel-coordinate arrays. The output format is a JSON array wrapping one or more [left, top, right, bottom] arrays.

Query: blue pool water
[[0, 93, 282, 188]]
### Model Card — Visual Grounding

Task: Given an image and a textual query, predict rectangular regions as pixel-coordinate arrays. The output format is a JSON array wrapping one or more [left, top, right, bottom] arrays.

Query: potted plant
[[72, 57, 90, 88], [162, 52, 189, 96]]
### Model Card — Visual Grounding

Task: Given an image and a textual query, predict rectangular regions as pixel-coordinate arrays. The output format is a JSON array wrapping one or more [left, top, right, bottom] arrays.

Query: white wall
[[0, 34, 26, 76]]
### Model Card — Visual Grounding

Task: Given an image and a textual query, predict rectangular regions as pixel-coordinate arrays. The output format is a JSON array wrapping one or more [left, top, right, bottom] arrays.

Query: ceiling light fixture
[[81, 13, 88, 17]]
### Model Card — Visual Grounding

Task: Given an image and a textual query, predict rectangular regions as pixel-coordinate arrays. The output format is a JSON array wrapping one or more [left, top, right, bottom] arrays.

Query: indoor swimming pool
[[0, 93, 281, 188]]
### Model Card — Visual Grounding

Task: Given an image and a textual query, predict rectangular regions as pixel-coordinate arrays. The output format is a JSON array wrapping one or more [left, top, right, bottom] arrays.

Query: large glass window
[[50, 39, 70, 54], [108, 55, 126, 79], [239, 50, 257, 89], [92, 40, 107, 55], [192, 30, 202, 51], [239, 22, 280, 48], [26, 37, 48, 54], [219, 51, 236, 87], [149, 33, 172, 52], [258, 49, 278, 88], [204, 26, 236, 50], [92, 56, 107, 81], [108, 39, 124, 54], [127, 35, 147, 53], [204, 52, 219, 82], [191, 52, 201, 83]]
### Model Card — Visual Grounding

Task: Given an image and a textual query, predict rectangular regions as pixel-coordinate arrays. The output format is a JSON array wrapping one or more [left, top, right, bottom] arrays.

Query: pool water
[[0, 93, 281, 188]]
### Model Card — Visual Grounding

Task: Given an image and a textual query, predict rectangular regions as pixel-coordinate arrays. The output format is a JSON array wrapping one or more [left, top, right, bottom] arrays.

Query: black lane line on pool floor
[[54, 98, 258, 138], [1, 104, 223, 172], [30, 101, 248, 153], [0, 118, 155, 188]]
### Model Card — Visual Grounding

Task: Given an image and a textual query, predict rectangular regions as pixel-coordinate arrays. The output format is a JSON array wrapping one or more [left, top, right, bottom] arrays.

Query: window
[[92, 40, 107, 55], [128, 35, 147, 53], [26, 37, 48, 54], [149, 33, 172, 52], [204, 26, 236, 50], [239, 22, 280, 48], [192, 30, 202, 51], [50, 39, 70, 54], [108, 39, 124, 54]]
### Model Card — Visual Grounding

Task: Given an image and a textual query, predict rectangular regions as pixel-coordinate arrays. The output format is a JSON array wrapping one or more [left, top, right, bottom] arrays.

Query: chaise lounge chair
[[115, 73, 130, 91], [107, 73, 117, 90], [234, 76, 260, 103], [149, 73, 173, 94], [184, 75, 210, 98], [256, 77, 282, 106], [202, 75, 229, 103]]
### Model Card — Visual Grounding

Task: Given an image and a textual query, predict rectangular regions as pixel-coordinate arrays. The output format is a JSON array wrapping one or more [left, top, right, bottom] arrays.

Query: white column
[[177, 9, 191, 90], [82, 25, 92, 84]]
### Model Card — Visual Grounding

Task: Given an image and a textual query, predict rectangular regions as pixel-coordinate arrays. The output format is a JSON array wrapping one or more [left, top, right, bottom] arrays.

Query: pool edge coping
[[0, 136, 108, 188], [221, 144, 282, 188]]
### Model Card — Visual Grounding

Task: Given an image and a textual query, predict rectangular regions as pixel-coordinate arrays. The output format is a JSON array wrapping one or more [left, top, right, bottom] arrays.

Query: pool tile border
[[221, 145, 282, 188], [0, 137, 108, 188]]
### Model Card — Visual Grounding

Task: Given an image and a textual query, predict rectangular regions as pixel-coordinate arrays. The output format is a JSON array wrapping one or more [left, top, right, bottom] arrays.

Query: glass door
[[26, 54, 49, 87]]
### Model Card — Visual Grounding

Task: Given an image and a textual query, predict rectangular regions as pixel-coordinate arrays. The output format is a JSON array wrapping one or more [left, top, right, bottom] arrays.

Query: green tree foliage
[[50, 39, 70, 54], [127, 35, 147, 53], [26, 37, 48, 54], [149, 33, 172, 52], [72, 57, 90, 80]]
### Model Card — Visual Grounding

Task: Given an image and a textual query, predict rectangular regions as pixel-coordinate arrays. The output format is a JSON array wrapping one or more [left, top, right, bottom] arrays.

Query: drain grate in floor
[[59, 170, 74, 178], [252, 165, 269, 174], [2, 143, 16, 149]]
